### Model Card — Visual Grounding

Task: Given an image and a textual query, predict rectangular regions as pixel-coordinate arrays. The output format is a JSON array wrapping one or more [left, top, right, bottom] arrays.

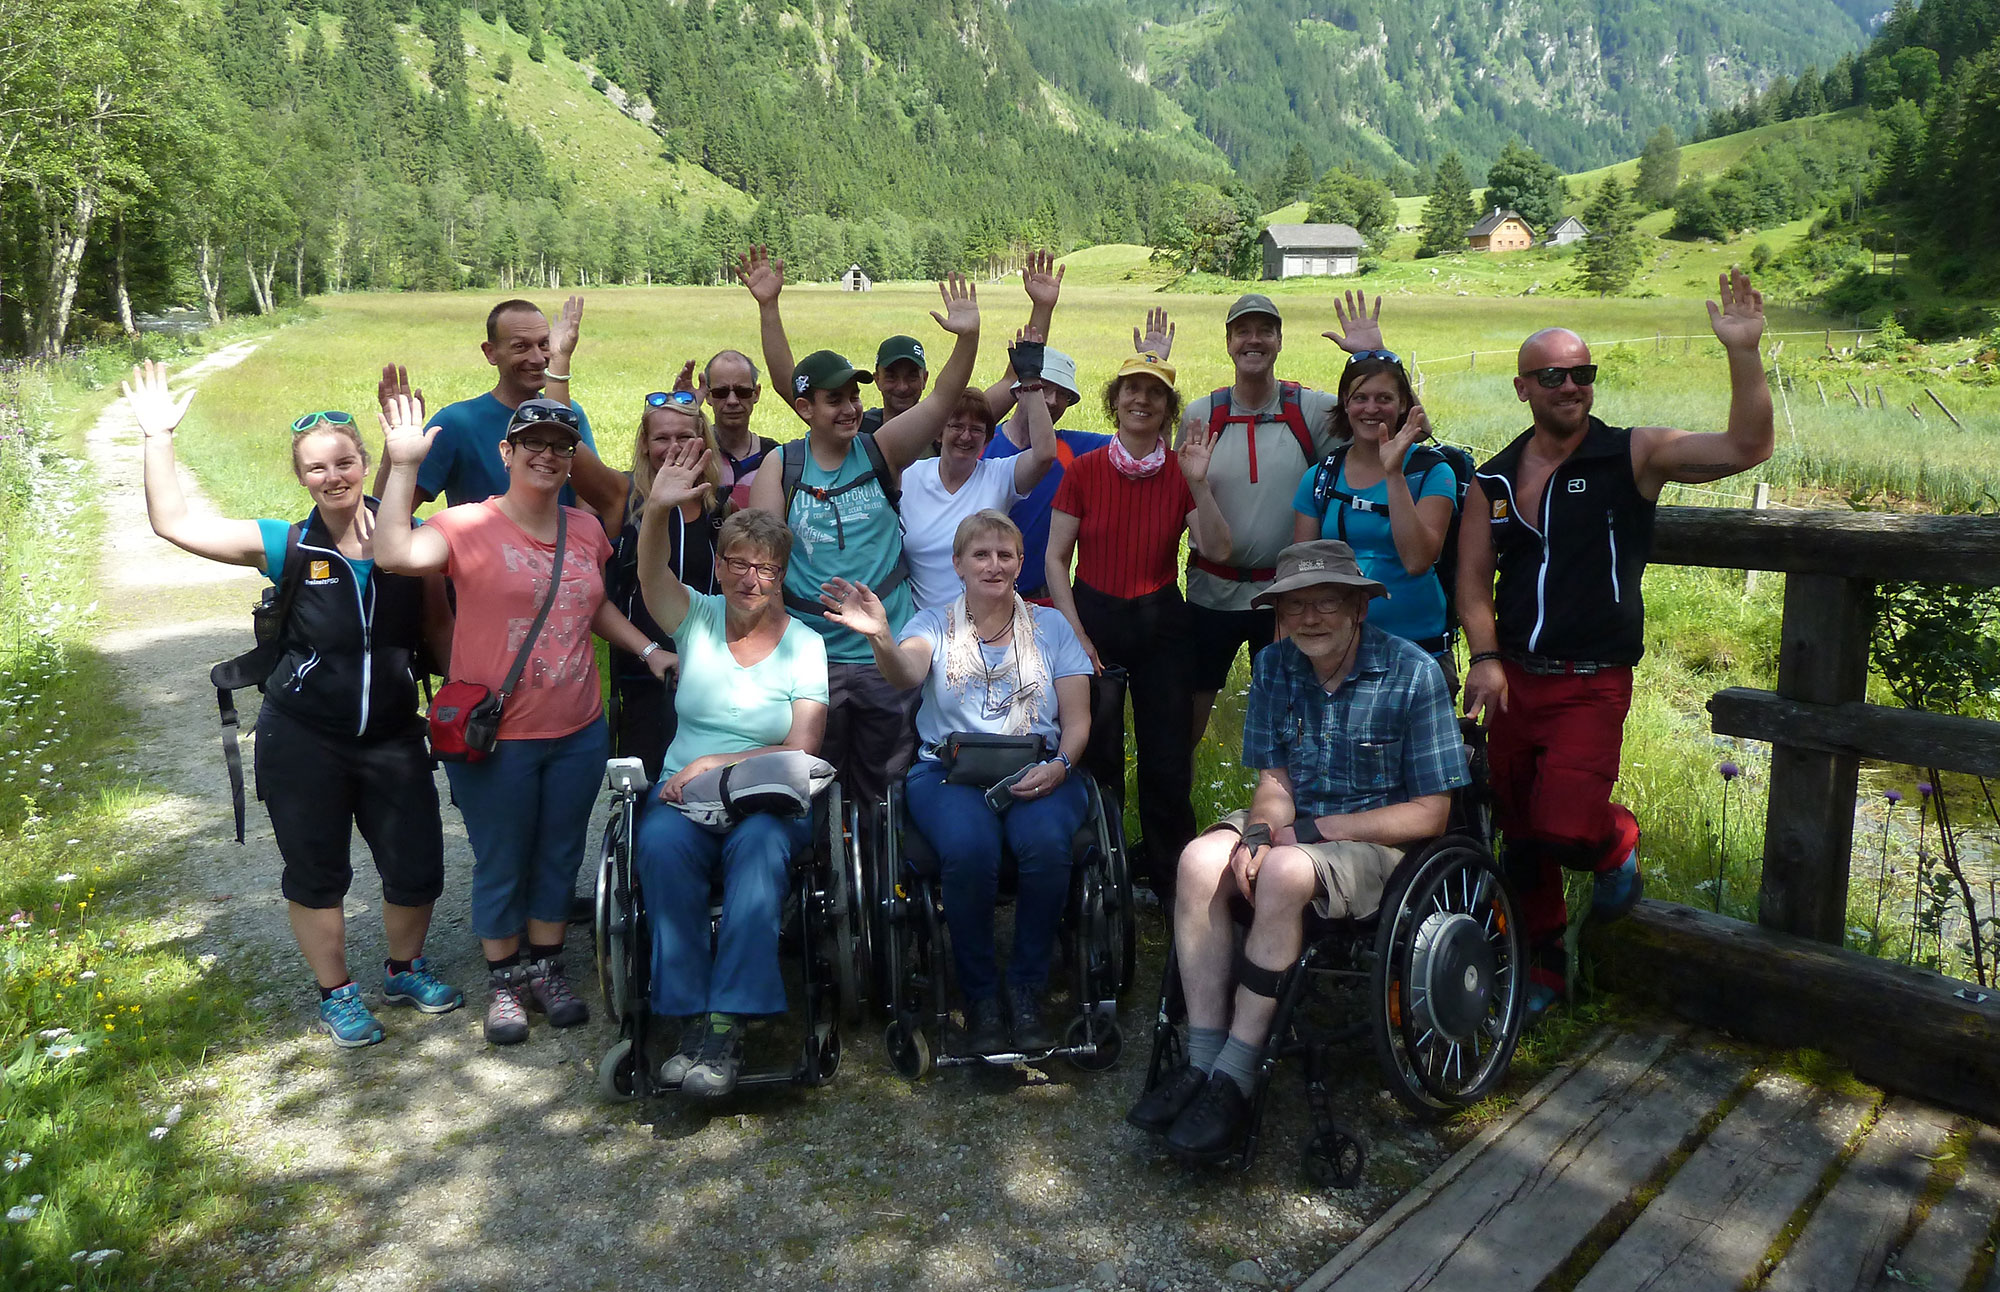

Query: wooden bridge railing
[[1592, 507, 2000, 1120]]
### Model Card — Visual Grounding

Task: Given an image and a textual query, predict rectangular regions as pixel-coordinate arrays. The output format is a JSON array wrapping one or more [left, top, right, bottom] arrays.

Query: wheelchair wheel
[[593, 797, 638, 1025], [884, 1019, 932, 1080], [1302, 1127, 1367, 1189], [597, 1038, 641, 1103], [1369, 837, 1525, 1118], [822, 785, 867, 1024], [1086, 774, 1138, 997]]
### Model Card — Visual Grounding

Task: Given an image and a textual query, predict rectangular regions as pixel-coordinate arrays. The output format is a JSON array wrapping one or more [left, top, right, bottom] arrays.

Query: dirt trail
[[86, 347, 1443, 1292]]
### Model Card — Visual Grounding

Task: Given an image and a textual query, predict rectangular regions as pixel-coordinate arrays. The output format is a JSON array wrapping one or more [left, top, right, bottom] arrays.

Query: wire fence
[[1407, 328, 1880, 375]]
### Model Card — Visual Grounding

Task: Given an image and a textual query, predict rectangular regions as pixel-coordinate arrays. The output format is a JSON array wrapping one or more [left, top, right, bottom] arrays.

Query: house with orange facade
[[1467, 207, 1536, 252]]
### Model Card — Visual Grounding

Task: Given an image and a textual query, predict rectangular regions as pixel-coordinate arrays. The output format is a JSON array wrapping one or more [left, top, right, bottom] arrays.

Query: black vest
[[262, 501, 427, 739], [1476, 418, 1655, 666], [604, 488, 722, 681]]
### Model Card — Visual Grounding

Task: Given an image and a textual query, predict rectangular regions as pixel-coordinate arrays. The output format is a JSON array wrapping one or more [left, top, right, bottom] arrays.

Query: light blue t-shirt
[[1290, 450, 1459, 648], [257, 518, 374, 594], [899, 603, 1093, 756], [416, 392, 598, 506], [660, 591, 830, 778], [782, 436, 915, 665]]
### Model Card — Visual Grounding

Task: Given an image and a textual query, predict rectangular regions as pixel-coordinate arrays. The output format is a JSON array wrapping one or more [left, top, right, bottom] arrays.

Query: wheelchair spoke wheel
[[1087, 774, 1138, 996], [1301, 1127, 1367, 1190], [596, 1038, 641, 1103], [1370, 839, 1524, 1118], [822, 786, 867, 1024], [593, 803, 637, 1025]]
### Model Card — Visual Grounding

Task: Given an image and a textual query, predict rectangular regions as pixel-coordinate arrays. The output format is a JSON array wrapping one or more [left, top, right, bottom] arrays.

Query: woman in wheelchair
[[821, 510, 1092, 1056], [1128, 540, 1468, 1160], [631, 443, 830, 1097]]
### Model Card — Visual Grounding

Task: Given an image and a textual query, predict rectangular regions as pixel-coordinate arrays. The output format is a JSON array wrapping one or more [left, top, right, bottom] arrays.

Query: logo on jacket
[[309, 560, 332, 580], [1567, 479, 1587, 493], [1491, 499, 1510, 519]]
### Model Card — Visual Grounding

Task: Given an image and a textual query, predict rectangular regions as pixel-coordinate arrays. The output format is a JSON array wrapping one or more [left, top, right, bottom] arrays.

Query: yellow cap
[[1114, 352, 1177, 386]]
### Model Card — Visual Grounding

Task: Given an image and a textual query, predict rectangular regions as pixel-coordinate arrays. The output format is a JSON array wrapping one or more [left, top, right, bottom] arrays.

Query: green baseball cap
[[791, 350, 873, 399], [1226, 293, 1283, 327], [875, 335, 928, 371]]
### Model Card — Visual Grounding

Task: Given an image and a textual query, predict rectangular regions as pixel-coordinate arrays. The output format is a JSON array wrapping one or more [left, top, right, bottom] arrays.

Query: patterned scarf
[[940, 592, 1048, 737], [1107, 433, 1166, 479]]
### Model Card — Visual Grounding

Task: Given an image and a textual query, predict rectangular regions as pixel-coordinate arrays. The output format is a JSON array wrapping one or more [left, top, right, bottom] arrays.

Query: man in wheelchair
[[1127, 540, 1468, 1160]]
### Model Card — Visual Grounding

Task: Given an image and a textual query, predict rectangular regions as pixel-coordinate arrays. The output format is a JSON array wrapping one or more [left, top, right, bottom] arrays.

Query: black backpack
[[1306, 440, 1476, 645], [209, 522, 309, 843]]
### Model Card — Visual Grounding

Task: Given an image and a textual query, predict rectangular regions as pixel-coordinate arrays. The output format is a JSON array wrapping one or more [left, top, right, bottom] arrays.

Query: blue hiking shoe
[[1591, 851, 1644, 923], [382, 956, 464, 1015], [317, 982, 386, 1048]]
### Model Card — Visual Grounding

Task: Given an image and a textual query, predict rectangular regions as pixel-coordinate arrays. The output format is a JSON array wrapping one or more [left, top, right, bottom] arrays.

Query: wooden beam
[[1587, 901, 2000, 1124], [1708, 688, 2000, 778], [1760, 574, 1871, 942], [1653, 508, 2000, 586]]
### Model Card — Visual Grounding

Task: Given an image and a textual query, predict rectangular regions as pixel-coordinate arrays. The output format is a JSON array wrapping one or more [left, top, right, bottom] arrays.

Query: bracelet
[[1048, 751, 1071, 769], [1294, 815, 1324, 844], [1468, 650, 1504, 667], [545, 370, 571, 382], [639, 642, 660, 660]]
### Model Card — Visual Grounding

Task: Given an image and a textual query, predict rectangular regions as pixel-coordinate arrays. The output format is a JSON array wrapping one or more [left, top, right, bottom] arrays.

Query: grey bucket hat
[[1250, 540, 1387, 609]]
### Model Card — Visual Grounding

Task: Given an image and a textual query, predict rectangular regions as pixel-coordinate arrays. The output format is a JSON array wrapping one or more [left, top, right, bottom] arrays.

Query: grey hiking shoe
[[682, 1014, 744, 1098], [524, 956, 589, 1028], [658, 1015, 708, 1087], [484, 966, 530, 1045]]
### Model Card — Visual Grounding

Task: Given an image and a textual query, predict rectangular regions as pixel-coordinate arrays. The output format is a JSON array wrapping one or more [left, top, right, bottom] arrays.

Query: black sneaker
[[682, 1014, 743, 1098], [1126, 1060, 1208, 1134], [963, 997, 1008, 1055], [1010, 992, 1054, 1053], [1165, 1072, 1251, 1161]]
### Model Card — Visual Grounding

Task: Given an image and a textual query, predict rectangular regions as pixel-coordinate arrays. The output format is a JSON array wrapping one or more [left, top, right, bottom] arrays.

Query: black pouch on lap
[[938, 732, 1046, 788]]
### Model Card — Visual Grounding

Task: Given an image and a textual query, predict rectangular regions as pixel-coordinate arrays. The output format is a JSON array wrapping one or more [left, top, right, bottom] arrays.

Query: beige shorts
[[1208, 809, 1405, 920]]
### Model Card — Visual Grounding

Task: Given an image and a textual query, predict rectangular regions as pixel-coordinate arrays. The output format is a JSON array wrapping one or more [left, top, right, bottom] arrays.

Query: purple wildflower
[[1718, 761, 1741, 780], [1885, 789, 1903, 805], [1918, 782, 1934, 798]]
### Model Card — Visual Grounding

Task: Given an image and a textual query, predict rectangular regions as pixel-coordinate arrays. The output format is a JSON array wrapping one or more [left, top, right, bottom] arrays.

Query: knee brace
[[1234, 948, 1289, 1000]]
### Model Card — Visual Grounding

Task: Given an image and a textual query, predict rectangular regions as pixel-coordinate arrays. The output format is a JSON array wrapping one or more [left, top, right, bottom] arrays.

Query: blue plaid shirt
[[1242, 625, 1468, 820]]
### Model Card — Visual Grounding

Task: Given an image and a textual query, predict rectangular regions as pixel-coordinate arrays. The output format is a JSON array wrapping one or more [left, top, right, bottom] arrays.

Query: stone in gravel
[[1090, 1260, 1119, 1286], [1225, 1260, 1271, 1286]]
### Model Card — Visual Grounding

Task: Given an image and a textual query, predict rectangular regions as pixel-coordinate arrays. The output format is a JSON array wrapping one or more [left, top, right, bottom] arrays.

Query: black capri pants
[[254, 703, 446, 910]]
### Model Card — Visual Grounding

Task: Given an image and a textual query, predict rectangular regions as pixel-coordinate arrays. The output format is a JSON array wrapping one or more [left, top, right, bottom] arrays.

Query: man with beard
[[1126, 540, 1467, 1159], [1457, 269, 1774, 1020]]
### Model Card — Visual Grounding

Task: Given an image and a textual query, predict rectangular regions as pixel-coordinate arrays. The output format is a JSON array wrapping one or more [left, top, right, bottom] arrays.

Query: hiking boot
[[1010, 992, 1054, 1053], [963, 996, 1008, 1056], [1591, 851, 1644, 923], [381, 956, 464, 1015], [658, 1015, 708, 1087], [1165, 1072, 1252, 1162], [1126, 1060, 1208, 1134], [317, 982, 385, 1049], [682, 1014, 744, 1098], [524, 956, 589, 1028], [483, 966, 530, 1045]]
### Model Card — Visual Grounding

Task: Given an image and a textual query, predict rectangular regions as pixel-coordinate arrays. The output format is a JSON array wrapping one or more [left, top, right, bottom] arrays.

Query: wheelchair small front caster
[[597, 1039, 641, 1103], [1064, 1012, 1123, 1072], [1302, 1127, 1366, 1189], [885, 1019, 932, 1080]]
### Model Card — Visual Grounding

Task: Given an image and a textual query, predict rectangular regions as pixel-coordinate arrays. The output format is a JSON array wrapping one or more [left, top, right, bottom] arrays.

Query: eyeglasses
[[709, 385, 758, 402], [1277, 595, 1356, 619], [290, 410, 355, 433], [646, 390, 698, 409], [721, 555, 782, 582], [1344, 350, 1402, 366], [510, 436, 577, 459], [1526, 365, 1598, 389], [509, 402, 580, 429]]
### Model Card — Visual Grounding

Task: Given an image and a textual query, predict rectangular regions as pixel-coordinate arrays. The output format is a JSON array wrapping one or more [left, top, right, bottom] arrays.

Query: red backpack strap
[[1205, 387, 1253, 437], [1274, 381, 1316, 463]]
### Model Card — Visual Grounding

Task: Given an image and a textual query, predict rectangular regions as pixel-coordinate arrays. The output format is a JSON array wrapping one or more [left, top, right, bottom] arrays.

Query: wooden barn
[[1468, 208, 1536, 252], [1259, 223, 1368, 279]]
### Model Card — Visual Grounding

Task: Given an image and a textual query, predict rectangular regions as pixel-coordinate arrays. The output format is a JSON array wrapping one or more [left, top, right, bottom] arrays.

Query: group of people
[[132, 249, 1775, 1155]]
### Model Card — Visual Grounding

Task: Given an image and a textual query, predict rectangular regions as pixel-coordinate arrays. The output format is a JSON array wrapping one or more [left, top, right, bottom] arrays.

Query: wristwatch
[[639, 642, 661, 660], [1049, 751, 1071, 769]]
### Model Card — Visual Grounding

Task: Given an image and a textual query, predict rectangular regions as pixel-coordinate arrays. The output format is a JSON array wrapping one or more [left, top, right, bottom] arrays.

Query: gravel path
[[88, 354, 1455, 1292]]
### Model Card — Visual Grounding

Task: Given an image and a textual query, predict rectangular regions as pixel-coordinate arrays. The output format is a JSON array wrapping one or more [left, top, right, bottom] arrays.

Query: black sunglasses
[[290, 410, 356, 433], [709, 385, 758, 401], [1344, 349, 1401, 366], [646, 390, 698, 409], [1527, 365, 1598, 389], [508, 403, 581, 430]]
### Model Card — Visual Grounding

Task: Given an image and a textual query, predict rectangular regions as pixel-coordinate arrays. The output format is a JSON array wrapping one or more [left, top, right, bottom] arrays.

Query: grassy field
[[1564, 109, 1873, 206]]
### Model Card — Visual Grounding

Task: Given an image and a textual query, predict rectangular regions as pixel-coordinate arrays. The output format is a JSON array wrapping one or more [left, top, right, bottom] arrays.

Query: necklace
[[978, 619, 1013, 645]]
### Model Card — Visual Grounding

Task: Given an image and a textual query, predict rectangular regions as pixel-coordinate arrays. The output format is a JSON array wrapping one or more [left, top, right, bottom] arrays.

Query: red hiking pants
[[1486, 663, 1643, 947]]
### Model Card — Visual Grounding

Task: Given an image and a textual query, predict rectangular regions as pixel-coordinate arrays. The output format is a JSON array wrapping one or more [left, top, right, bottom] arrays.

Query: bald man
[[1456, 269, 1774, 1020]]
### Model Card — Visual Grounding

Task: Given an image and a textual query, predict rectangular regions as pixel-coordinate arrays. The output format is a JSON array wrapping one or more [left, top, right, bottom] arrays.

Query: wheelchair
[[592, 756, 872, 1099], [873, 767, 1136, 1077], [1137, 720, 1524, 1186]]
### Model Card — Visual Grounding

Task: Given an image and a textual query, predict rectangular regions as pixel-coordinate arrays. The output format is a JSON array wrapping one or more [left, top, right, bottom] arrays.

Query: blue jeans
[[446, 719, 610, 941], [633, 800, 809, 1017], [905, 757, 1087, 1003]]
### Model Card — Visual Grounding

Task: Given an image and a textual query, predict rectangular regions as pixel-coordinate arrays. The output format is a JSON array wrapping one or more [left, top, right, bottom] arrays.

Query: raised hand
[[647, 437, 712, 511], [123, 361, 195, 440], [1014, 323, 1046, 346], [377, 392, 438, 467], [378, 363, 423, 416], [1380, 404, 1431, 473], [551, 294, 584, 358], [931, 272, 980, 336], [1134, 307, 1176, 360], [817, 577, 890, 639], [1322, 290, 1386, 354], [736, 245, 784, 305], [1707, 268, 1765, 353], [671, 358, 703, 403], [1023, 249, 1064, 311], [1179, 424, 1218, 486]]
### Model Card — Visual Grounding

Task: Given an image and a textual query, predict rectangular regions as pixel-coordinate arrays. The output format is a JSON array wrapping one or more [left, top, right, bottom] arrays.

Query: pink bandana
[[1108, 434, 1166, 479]]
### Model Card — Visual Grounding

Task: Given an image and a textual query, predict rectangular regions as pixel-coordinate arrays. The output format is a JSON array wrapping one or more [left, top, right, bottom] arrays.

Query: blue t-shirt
[[1291, 450, 1458, 648], [782, 437, 915, 665], [416, 392, 598, 506], [258, 518, 373, 594], [899, 603, 1094, 756], [984, 424, 1112, 596]]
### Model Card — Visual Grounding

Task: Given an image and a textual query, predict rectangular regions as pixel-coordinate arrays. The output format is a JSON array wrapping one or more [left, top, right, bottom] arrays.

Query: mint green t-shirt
[[781, 436, 915, 664], [659, 592, 830, 778]]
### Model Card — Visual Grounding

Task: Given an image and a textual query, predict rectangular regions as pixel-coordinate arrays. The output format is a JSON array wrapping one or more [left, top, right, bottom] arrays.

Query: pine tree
[[1577, 177, 1642, 296], [1277, 142, 1313, 202], [1416, 153, 1475, 258], [1633, 125, 1681, 209], [422, 0, 467, 94]]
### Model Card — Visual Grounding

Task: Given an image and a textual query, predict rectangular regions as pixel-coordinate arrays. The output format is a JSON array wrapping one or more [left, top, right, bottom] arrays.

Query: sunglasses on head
[[1344, 349, 1402, 366], [1526, 365, 1598, 389], [290, 410, 355, 433], [646, 390, 698, 410], [508, 402, 581, 429]]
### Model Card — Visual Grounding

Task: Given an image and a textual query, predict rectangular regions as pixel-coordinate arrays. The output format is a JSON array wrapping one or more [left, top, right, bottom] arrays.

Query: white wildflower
[[3, 1151, 30, 1172], [5, 1204, 35, 1223], [148, 1127, 168, 1141], [53, 873, 77, 883], [86, 1249, 121, 1265], [162, 1103, 183, 1127], [76, 970, 95, 980], [37, 1027, 71, 1041]]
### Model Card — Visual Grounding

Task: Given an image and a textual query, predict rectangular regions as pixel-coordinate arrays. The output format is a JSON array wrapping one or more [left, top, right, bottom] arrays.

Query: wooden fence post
[[1759, 574, 1874, 943], [1744, 484, 1771, 595]]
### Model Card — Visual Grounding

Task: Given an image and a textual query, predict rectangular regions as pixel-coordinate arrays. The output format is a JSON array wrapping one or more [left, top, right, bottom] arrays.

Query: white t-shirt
[[899, 456, 1025, 610]]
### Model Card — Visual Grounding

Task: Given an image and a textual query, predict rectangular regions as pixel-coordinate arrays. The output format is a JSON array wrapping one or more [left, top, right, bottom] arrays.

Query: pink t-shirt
[[428, 501, 613, 740]]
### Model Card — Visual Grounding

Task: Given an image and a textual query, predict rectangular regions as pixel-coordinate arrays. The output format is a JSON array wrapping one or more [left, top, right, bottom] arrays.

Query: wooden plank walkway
[[1303, 1031, 2000, 1292]]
